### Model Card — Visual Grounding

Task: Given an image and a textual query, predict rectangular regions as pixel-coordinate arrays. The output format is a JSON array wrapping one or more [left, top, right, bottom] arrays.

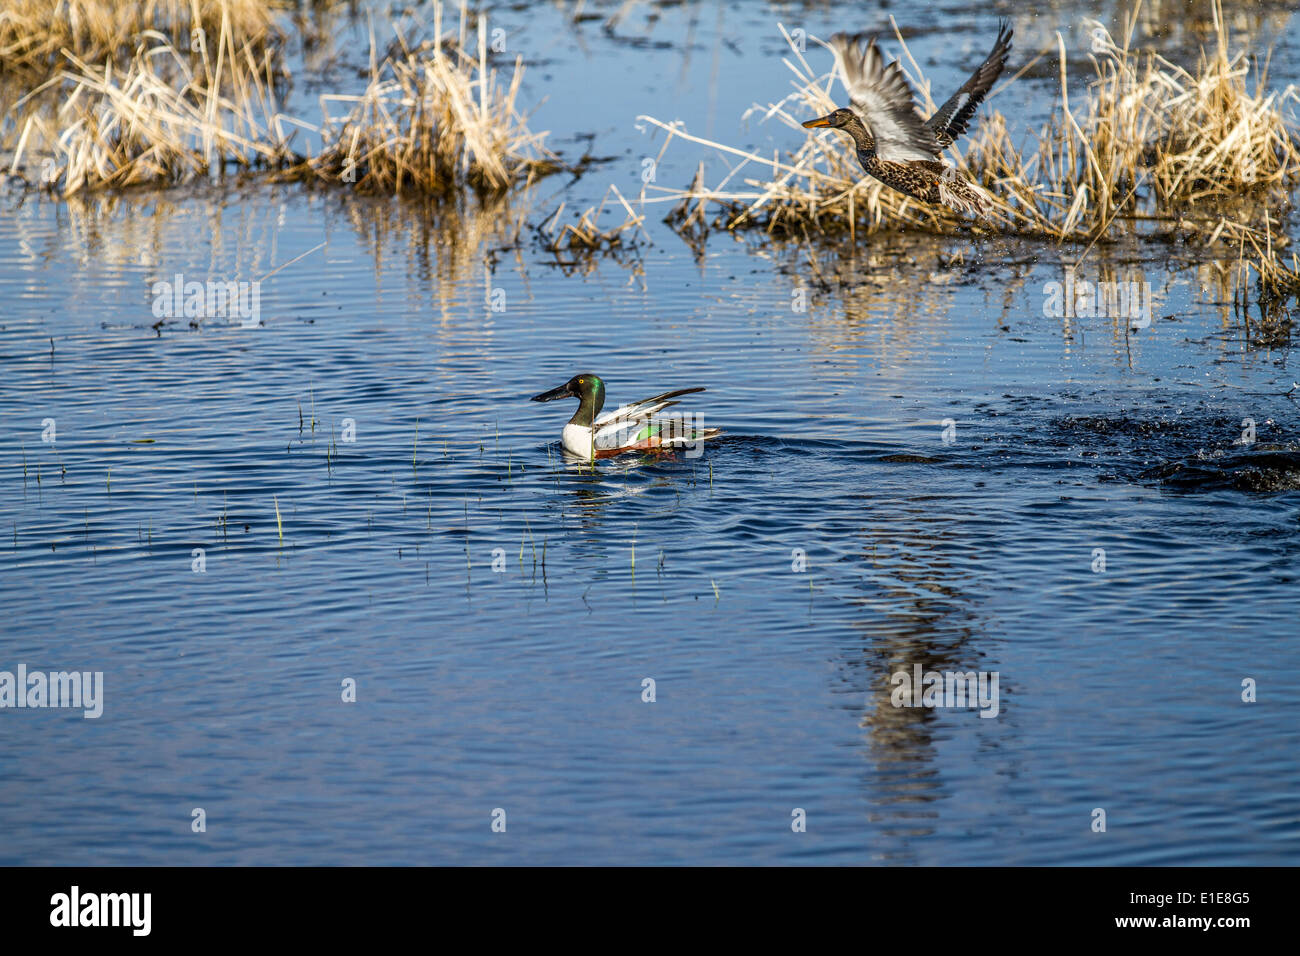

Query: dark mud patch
[[970, 394, 1300, 492], [1048, 410, 1300, 491], [1139, 446, 1300, 492]]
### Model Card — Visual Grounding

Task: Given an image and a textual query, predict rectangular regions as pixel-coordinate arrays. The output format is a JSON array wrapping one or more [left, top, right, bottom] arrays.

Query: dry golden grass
[[3, 0, 555, 198], [1231, 220, 1300, 337], [0, 0, 281, 74], [538, 185, 646, 252], [640, 0, 1300, 251], [303, 4, 559, 196], [8, 21, 293, 194]]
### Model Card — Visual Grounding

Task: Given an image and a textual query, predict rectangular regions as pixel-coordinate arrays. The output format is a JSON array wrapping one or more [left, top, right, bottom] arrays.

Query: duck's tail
[[938, 173, 996, 222]]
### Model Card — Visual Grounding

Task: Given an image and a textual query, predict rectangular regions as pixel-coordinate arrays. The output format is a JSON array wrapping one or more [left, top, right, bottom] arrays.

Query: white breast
[[561, 423, 595, 458]]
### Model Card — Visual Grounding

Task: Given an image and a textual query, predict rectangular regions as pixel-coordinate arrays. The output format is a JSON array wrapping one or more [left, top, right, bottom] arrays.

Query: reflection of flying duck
[[531, 373, 721, 459], [801, 21, 1013, 219]]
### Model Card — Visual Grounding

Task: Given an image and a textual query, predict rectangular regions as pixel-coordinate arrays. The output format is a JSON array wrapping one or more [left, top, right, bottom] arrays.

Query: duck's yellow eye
[[578, 378, 584, 384]]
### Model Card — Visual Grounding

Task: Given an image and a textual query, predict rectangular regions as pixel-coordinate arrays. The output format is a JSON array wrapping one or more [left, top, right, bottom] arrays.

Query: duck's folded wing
[[829, 32, 937, 162], [594, 417, 722, 452], [925, 20, 1012, 147], [593, 386, 706, 428]]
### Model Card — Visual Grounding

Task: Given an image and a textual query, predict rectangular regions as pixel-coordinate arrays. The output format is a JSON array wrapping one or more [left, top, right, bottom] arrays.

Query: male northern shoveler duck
[[801, 21, 1013, 219], [531, 373, 722, 459]]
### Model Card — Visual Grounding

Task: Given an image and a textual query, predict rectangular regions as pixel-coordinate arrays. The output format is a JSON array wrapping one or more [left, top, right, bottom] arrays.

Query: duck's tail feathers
[[938, 175, 996, 221], [659, 427, 723, 447]]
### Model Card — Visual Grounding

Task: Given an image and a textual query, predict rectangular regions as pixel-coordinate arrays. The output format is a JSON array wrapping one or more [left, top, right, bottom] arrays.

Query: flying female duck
[[531, 373, 721, 460], [801, 21, 1012, 219]]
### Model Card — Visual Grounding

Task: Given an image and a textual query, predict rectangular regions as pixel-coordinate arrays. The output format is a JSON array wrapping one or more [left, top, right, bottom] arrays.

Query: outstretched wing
[[829, 32, 937, 162], [925, 20, 1013, 148]]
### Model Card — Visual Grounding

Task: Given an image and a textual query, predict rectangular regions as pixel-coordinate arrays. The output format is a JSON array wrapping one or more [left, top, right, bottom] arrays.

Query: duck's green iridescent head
[[530, 373, 606, 426]]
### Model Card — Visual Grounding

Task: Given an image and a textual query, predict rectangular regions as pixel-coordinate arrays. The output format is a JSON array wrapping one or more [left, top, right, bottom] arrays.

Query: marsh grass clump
[[970, 2, 1300, 242], [1232, 231, 1300, 339], [538, 185, 646, 253], [9, 24, 292, 194], [641, 0, 1299, 250], [4, 0, 555, 200], [0, 0, 281, 75], [305, 4, 559, 196]]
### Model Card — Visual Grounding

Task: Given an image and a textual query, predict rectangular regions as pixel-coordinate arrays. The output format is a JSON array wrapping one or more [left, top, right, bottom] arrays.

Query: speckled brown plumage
[[802, 21, 1013, 220]]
